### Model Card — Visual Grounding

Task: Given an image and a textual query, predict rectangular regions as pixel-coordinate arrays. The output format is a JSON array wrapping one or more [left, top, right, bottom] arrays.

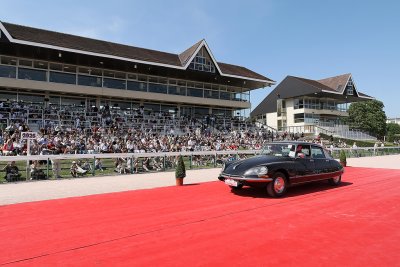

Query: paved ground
[[1, 154, 399, 205]]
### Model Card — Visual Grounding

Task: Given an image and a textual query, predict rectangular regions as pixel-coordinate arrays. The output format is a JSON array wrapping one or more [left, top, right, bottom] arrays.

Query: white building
[[251, 74, 375, 139], [387, 118, 400, 125]]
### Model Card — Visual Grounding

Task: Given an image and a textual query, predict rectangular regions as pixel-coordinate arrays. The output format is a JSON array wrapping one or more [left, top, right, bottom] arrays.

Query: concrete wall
[[266, 112, 278, 129], [286, 98, 294, 126]]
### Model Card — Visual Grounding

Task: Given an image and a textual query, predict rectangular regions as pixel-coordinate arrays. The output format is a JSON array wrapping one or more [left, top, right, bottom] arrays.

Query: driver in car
[[296, 145, 305, 158]]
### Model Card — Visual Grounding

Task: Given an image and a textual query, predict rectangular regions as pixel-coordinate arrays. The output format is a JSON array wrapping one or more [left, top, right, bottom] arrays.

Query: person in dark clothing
[[3, 161, 21, 182]]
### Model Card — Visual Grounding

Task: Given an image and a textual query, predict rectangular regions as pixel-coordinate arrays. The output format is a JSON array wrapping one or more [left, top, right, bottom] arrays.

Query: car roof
[[266, 141, 323, 148]]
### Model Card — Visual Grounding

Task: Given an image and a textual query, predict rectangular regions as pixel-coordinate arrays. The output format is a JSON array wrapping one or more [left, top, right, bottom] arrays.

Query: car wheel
[[267, 172, 287, 197], [328, 175, 341, 186], [230, 184, 243, 190]]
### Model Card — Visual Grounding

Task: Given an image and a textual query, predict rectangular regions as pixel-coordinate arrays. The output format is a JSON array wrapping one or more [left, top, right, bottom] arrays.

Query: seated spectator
[[115, 158, 129, 174], [81, 159, 92, 172], [142, 157, 150, 172], [30, 160, 46, 180], [3, 139, 15, 156], [132, 158, 139, 173], [152, 157, 163, 171], [70, 161, 87, 177], [3, 161, 21, 182], [70, 161, 78, 177], [95, 158, 104, 171]]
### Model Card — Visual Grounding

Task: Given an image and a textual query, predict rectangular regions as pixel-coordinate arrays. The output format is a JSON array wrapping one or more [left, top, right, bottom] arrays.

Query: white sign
[[21, 132, 38, 139]]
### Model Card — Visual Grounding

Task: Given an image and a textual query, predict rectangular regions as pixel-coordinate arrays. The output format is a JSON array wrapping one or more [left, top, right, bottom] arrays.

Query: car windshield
[[261, 143, 296, 158]]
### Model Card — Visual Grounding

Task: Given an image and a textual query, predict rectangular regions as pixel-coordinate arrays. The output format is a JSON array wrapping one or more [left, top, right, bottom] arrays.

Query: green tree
[[386, 123, 400, 142], [347, 100, 387, 138]]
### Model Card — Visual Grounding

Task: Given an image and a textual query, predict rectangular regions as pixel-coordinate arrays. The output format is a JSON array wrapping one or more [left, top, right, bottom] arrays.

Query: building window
[[294, 98, 304, 109], [277, 99, 286, 117], [78, 75, 102, 87], [1, 56, 17, 65], [187, 87, 203, 98], [127, 81, 147, 92], [304, 113, 320, 124], [103, 78, 126, 89], [0, 65, 16, 78], [220, 91, 231, 100], [169, 86, 186, 96], [18, 68, 47, 81], [148, 83, 168, 94], [294, 113, 305, 123], [50, 72, 76, 85], [346, 85, 354, 95], [204, 89, 219, 99], [188, 47, 216, 73], [144, 103, 161, 113], [346, 79, 354, 95], [194, 107, 209, 116]]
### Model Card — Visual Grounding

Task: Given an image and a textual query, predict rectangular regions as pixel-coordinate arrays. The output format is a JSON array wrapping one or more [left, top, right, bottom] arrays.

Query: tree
[[347, 100, 387, 139], [339, 150, 347, 166], [386, 123, 400, 142], [175, 155, 186, 179]]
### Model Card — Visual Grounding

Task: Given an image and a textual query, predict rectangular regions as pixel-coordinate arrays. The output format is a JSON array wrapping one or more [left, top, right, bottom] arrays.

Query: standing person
[[352, 142, 358, 157], [51, 157, 62, 179], [373, 142, 378, 156], [51, 140, 64, 178]]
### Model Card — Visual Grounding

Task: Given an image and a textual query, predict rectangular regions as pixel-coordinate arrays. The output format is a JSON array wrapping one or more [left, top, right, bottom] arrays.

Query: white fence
[[0, 147, 399, 183]]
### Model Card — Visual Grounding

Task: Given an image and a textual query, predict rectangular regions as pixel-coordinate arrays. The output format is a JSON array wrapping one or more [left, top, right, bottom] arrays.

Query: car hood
[[224, 155, 290, 175]]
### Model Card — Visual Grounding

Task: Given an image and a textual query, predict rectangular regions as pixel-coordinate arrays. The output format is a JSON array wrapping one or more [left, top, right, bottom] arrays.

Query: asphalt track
[[0, 167, 399, 266]]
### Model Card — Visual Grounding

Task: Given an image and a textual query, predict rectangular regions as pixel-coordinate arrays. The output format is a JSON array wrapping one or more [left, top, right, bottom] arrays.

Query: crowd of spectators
[[0, 121, 281, 156], [0, 99, 288, 157]]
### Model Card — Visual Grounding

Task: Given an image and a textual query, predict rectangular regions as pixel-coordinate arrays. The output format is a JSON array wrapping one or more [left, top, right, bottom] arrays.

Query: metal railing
[[330, 146, 400, 159]]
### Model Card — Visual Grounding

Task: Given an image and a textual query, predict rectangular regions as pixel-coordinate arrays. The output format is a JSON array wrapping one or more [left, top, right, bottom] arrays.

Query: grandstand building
[[0, 21, 274, 131], [251, 74, 376, 140]]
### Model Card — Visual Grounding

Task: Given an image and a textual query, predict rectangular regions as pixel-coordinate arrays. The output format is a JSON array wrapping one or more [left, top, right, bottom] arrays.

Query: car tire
[[328, 175, 341, 186], [267, 172, 287, 197], [230, 184, 243, 190]]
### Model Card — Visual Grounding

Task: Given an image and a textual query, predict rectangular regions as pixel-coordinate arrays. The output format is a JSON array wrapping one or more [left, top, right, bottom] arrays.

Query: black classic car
[[218, 142, 344, 197]]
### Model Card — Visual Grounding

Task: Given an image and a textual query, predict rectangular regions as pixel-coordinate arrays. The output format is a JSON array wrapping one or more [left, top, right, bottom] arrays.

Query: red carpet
[[0, 167, 399, 266]]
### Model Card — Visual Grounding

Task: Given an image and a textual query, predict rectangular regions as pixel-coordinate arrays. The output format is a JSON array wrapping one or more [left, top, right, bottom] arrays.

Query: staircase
[[317, 125, 377, 141]]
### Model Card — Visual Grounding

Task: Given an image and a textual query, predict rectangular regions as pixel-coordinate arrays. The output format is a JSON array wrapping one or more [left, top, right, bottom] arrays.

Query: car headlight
[[244, 166, 268, 176], [221, 162, 226, 172]]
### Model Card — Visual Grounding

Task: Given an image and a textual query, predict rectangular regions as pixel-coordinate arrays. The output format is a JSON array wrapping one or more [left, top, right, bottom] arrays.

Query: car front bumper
[[218, 173, 273, 183]]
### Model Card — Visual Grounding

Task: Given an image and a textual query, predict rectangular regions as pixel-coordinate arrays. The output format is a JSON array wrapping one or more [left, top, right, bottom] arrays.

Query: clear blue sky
[[1, 0, 399, 117]]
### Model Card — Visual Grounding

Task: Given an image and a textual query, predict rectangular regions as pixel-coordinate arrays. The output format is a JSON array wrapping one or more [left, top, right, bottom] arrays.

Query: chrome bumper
[[219, 173, 273, 183]]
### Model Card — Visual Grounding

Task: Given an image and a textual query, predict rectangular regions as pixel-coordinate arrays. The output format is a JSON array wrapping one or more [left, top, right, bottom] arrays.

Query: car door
[[310, 145, 332, 180], [292, 144, 315, 184]]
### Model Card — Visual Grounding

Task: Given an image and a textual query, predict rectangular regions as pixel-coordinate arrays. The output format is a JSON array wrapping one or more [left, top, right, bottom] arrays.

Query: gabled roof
[[251, 74, 374, 117], [219, 62, 274, 81], [358, 92, 373, 98], [318, 73, 351, 93], [1, 22, 181, 66], [178, 39, 203, 66], [0, 21, 274, 85], [291, 76, 338, 92]]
